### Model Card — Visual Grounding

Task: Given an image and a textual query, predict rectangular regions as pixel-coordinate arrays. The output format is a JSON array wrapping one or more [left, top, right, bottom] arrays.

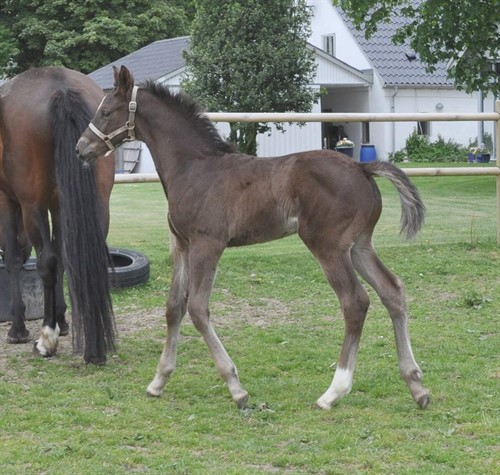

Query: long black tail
[[50, 89, 116, 364], [363, 161, 426, 240]]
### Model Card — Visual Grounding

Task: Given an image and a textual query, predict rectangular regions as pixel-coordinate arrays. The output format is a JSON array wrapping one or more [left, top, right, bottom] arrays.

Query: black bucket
[[0, 257, 44, 322]]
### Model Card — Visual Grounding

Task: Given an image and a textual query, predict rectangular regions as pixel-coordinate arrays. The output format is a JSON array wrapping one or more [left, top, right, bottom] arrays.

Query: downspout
[[391, 86, 399, 155], [478, 91, 484, 147]]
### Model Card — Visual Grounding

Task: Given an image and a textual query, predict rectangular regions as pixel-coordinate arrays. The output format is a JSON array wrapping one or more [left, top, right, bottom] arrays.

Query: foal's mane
[[139, 80, 236, 154]]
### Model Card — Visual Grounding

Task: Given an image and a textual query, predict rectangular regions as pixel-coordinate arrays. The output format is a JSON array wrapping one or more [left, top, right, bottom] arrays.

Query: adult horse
[[0, 66, 116, 364], [77, 65, 430, 408]]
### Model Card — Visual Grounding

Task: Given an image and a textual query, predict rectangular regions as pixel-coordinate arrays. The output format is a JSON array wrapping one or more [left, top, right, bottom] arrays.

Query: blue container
[[360, 144, 376, 162]]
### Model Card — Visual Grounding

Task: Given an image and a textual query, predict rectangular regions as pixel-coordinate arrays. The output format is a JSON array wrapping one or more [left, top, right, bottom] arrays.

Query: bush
[[394, 131, 469, 163]]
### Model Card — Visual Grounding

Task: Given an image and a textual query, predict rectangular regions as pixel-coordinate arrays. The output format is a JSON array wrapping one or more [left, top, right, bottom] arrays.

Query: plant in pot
[[335, 137, 355, 158], [475, 143, 491, 163]]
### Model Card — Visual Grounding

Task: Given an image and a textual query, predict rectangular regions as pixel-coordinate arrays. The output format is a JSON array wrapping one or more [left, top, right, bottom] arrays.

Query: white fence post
[[496, 100, 500, 245]]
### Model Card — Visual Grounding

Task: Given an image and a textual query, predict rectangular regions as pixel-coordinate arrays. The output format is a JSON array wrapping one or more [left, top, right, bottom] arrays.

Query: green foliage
[[333, 0, 500, 96], [393, 131, 468, 163], [0, 0, 195, 76], [183, 0, 319, 155], [387, 150, 407, 163]]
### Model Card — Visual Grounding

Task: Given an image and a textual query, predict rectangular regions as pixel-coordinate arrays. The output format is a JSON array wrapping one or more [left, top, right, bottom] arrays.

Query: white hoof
[[34, 324, 60, 357], [146, 379, 163, 397], [315, 396, 333, 410]]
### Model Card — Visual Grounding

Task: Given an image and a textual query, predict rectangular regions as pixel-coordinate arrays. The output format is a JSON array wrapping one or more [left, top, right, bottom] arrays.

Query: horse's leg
[[305, 240, 370, 409], [147, 240, 189, 397], [351, 236, 430, 408], [187, 242, 248, 408], [23, 207, 60, 356], [3, 205, 30, 343]]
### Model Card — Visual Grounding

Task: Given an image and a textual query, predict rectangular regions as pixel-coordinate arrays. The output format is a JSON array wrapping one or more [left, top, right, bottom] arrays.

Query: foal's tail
[[362, 161, 425, 240], [49, 88, 116, 364]]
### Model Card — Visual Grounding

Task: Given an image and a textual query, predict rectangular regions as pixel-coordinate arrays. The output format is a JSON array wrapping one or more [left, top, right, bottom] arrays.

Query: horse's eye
[[101, 109, 111, 118]]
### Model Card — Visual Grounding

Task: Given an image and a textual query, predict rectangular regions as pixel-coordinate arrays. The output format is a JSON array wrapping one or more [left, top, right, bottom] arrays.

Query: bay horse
[[0, 66, 116, 364], [77, 65, 430, 409]]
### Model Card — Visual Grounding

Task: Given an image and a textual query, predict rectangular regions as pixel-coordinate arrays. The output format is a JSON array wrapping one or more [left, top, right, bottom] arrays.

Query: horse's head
[[77, 65, 137, 164]]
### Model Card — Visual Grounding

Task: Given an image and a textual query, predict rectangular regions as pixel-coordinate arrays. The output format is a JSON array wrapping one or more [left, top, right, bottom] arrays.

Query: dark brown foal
[[77, 65, 430, 409]]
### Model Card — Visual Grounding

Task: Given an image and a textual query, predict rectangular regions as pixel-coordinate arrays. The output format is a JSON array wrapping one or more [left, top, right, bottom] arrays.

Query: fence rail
[[114, 103, 500, 244]]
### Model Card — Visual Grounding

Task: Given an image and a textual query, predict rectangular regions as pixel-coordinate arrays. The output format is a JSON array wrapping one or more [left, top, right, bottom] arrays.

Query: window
[[362, 122, 370, 144], [417, 121, 430, 136], [323, 34, 335, 56]]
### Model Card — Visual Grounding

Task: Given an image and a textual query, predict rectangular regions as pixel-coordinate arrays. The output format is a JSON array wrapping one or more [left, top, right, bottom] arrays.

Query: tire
[[108, 247, 150, 289]]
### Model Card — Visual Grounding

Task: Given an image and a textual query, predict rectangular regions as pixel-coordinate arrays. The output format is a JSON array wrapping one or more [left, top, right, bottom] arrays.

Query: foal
[[77, 65, 430, 409]]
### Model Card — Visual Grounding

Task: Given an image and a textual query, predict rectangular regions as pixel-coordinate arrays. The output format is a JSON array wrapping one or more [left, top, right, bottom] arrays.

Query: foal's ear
[[113, 65, 134, 95]]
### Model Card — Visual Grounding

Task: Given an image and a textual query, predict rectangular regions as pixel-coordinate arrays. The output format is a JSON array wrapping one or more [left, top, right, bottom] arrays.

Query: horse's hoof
[[84, 355, 107, 366], [7, 329, 30, 344], [33, 340, 55, 357], [58, 320, 70, 336]]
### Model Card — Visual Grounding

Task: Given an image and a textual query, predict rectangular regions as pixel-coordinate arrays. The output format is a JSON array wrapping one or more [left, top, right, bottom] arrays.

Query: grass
[[1, 163, 499, 474]]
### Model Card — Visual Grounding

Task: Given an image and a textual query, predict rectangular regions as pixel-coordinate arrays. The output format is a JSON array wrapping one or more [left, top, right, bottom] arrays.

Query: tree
[[182, 0, 319, 155], [0, 0, 195, 77], [333, 0, 500, 96]]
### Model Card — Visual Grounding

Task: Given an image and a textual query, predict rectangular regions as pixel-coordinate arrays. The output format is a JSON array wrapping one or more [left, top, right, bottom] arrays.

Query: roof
[[338, 9, 453, 88], [89, 6, 454, 91], [89, 36, 189, 90]]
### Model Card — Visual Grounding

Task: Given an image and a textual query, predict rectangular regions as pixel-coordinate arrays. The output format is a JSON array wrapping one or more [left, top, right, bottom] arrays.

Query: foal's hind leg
[[147, 242, 189, 397], [311, 247, 371, 410], [351, 237, 430, 408]]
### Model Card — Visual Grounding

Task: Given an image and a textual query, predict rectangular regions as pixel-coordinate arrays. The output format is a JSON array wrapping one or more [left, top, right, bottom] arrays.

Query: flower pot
[[335, 146, 354, 158], [475, 153, 490, 163]]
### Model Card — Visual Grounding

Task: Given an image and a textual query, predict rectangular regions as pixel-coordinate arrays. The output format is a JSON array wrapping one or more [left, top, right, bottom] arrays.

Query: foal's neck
[[135, 90, 227, 188]]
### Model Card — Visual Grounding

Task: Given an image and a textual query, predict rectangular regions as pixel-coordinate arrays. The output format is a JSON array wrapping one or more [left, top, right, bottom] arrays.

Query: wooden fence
[[115, 101, 500, 244]]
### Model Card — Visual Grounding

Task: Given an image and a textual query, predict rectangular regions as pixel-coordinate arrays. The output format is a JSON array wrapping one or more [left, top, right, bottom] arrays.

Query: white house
[[89, 0, 497, 172]]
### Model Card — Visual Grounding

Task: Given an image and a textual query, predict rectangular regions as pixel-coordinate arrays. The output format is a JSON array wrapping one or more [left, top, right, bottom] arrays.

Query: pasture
[[0, 164, 498, 474]]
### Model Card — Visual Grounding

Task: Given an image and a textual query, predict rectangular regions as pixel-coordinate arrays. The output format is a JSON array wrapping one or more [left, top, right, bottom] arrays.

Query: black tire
[[108, 247, 150, 289]]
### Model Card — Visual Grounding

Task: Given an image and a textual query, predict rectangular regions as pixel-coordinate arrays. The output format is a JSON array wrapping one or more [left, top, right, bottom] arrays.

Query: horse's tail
[[362, 161, 426, 240], [49, 88, 116, 364]]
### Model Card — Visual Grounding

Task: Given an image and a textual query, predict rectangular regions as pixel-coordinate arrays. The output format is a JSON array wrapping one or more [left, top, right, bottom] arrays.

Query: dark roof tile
[[89, 36, 189, 90]]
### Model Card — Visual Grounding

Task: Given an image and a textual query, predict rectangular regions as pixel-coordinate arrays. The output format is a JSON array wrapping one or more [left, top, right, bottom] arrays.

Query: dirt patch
[[0, 298, 297, 370]]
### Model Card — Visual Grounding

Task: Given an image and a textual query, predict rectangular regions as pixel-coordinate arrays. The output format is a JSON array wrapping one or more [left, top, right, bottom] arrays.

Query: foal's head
[[77, 65, 136, 164]]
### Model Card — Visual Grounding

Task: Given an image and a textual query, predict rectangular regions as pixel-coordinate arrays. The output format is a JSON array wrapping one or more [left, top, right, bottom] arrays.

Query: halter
[[88, 85, 139, 152]]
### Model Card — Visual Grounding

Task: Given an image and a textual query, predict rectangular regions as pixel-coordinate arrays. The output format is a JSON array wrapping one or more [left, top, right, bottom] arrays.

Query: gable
[[312, 45, 372, 87]]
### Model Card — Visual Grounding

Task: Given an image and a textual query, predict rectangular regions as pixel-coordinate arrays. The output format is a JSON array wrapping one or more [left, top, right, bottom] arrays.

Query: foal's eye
[[101, 109, 111, 118]]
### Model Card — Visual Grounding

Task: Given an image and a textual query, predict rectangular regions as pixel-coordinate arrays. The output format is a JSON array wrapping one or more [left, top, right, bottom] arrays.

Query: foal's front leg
[[147, 244, 189, 397], [186, 244, 249, 408]]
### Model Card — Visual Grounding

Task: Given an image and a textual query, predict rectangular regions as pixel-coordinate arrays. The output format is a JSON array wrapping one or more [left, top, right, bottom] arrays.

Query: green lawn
[[0, 163, 498, 474]]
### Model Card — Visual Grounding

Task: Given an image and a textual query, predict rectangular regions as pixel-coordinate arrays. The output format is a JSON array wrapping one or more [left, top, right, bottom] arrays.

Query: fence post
[[497, 100, 500, 245]]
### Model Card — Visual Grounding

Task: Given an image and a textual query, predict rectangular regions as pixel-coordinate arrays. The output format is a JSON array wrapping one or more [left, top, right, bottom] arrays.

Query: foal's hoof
[[234, 391, 250, 410], [416, 392, 431, 409]]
